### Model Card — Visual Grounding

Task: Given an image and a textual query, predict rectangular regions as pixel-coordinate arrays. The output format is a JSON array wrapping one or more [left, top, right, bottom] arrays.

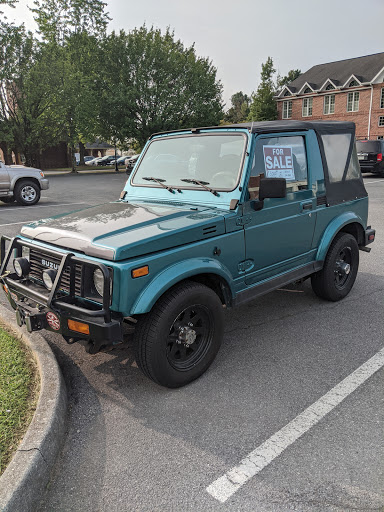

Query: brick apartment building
[[276, 52, 384, 140]]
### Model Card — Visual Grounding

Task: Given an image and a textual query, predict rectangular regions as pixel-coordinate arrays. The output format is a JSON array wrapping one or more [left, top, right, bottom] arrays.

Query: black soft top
[[150, 120, 366, 207], [150, 120, 356, 138]]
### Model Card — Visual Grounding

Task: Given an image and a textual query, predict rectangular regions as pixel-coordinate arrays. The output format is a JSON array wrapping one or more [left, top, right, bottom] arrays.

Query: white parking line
[[0, 221, 30, 227], [0, 202, 87, 212], [206, 347, 384, 503], [364, 180, 384, 185]]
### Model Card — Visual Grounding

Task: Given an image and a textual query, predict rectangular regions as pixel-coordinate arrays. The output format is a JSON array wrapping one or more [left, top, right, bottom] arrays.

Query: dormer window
[[303, 87, 312, 94], [325, 83, 335, 90], [349, 80, 359, 87], [283, 89, 291, 97]]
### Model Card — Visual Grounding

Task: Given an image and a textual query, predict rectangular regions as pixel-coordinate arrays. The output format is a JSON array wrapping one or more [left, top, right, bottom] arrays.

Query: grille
[[29, 248, 83, 296], [316, 196, 327, 206], [203, 225, 217, 235]]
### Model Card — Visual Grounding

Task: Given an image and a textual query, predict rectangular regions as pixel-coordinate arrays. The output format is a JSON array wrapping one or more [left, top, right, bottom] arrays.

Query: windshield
[[132, 133, 247, 191], [356, 141, 381, 153]]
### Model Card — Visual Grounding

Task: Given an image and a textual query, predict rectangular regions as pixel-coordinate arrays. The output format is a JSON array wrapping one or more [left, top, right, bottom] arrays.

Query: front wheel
[[311, 232, 359, 301], [134, 281, 224, 388], [14, 180, 40, 205]]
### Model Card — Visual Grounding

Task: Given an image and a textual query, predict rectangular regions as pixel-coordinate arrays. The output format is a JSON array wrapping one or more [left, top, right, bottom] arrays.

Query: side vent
[[203, 225, 217, 236], [316, 195, 327, 206]]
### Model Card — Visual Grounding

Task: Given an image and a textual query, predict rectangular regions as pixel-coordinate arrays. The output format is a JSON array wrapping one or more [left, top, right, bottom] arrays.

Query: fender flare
[[130, 258, 235, 315], [10, 174, 41, 192], [316, 212, 365, 262]]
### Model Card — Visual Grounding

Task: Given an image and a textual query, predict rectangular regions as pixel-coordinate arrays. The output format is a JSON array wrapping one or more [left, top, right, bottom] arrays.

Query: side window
[[248, 135, 308, 199], [321, 133, 356, 182]]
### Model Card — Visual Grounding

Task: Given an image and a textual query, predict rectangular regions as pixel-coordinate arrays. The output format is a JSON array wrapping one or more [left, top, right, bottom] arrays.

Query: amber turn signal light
[[67, 319, 90, 335], [131, 265, 149, 278]]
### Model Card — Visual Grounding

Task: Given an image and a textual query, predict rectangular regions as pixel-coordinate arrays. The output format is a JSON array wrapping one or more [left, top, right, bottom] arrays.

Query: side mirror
[[250, 178, 286, 211], [259, 178, 286, 201]]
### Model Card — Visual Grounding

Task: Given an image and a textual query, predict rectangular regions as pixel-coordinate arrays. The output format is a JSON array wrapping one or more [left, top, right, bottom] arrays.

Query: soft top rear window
[[356, 141, 380, 153]]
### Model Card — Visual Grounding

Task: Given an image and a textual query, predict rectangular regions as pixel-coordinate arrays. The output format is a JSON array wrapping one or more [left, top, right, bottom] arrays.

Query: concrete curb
[[0, 303, 67, 512]]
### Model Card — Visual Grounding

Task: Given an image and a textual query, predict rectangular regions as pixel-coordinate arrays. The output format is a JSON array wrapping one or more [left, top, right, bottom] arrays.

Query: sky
[[2, 0, 384, 108]]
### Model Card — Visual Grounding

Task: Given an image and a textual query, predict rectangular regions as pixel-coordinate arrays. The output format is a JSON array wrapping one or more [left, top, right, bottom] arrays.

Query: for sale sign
[[263, 146, 295, 180]]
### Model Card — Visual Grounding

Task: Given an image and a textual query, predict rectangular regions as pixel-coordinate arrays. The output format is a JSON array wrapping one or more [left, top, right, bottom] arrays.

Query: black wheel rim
[[167, 304, 213, 371], [334, 246, 353, 289]]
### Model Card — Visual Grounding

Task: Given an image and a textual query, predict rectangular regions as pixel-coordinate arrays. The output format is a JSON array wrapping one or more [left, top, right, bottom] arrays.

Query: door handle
[[301, 201, 312, 211]]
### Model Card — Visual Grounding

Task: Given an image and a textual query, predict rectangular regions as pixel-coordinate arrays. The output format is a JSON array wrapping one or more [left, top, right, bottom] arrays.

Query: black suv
[[356, 139, 384, 176]]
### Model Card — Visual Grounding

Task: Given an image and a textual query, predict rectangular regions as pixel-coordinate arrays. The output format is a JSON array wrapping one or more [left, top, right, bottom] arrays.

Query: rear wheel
[[311, 232, 359, 301], [134, 281, 224, 388], [14, 180, 40, 205]]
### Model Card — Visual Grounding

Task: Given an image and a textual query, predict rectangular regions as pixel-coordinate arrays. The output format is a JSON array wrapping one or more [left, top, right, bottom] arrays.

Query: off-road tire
[[311, 232, 359, 301], [134, 281, 224, 388], [14, 180, 40, 206]]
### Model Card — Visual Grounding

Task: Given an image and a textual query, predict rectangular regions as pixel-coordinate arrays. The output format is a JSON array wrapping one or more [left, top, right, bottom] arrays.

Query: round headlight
[[93, 268, 104, 296], [42, 269, 57, 290], [13, 257, 30, 277]]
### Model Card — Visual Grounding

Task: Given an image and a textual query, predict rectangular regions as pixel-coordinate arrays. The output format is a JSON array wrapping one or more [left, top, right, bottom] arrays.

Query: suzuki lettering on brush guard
[[0, 121, 375, 387]]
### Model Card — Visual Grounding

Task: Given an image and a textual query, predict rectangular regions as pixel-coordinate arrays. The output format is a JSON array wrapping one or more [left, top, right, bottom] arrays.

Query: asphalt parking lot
[[0, 172, 383, 511]]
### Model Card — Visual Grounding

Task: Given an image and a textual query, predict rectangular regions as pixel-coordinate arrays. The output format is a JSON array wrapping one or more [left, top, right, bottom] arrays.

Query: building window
[[324, 94, 335, 114], [349, 80, 359, 87], [381, 88, 384, 109], [303, 87, 312, 94], [325, 83, 335, 90], [283, 100, 292, 119], [379, 116, 384, 127], [378, 136, 384, 140], [302, 97, 313, 117], [283, 89, 291, 97], [347, 91, 359, 112]]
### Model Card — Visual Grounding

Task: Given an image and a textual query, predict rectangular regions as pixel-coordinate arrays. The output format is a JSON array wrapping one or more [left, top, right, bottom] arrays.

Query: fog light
[[42, 269, 57, 290], [13, 257, 30, 277]]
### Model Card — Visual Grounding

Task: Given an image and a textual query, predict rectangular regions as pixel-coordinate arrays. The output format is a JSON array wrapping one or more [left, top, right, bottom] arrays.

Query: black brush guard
[[0, 236, 123, 352]]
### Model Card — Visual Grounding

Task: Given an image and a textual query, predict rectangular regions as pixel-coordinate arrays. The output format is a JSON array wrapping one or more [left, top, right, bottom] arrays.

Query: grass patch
[[0, 325, 39, 475]]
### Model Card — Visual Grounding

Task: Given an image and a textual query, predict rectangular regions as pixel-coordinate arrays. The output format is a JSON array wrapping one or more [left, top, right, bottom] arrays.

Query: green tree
[[31, 0, 109, 42], [248, 57, 277, 122], [277, 69, 301, 89], [31, 0, 110, 167], [0, 28, 69, 166], [224, 91, 250, 124], [99, 26, 224, 148]]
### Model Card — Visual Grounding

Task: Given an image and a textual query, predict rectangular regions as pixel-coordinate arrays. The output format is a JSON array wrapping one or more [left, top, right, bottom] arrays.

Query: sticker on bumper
[[46, 311, 60, 330]]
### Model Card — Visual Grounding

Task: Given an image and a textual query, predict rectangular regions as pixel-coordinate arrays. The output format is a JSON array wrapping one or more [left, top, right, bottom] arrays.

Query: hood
[[21, 201, 226, 261], [9, 165, 42, 173]]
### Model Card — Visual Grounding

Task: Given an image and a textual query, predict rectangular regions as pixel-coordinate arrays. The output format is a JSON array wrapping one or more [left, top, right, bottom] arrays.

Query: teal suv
[[0, 121, 375, 387]]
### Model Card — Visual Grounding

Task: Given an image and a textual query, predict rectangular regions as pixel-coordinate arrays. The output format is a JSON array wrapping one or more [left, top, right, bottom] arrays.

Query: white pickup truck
[[0, 161, 49, 205]]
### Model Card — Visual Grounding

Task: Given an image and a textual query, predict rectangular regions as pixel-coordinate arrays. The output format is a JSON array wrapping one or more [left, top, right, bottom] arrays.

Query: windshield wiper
[[180, 178, 219, 196], [142, 176, 175, 194]]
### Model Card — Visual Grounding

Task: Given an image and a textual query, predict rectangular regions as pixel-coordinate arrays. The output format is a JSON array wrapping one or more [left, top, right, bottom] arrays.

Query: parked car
[[0, 120, 375, 388], [76, 156, 95, 165], [0, 161, 49, 205], [111, 156, 128, 166], [97, 155, 118, 166], [125, 154, 140, 174], [356, 139, 384, 176], [85, 157, 103, 166]]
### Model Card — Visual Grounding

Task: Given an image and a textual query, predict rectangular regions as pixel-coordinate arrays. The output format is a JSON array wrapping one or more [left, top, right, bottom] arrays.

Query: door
[[0, 163, 10, 194], [243, 133, 316, 286]]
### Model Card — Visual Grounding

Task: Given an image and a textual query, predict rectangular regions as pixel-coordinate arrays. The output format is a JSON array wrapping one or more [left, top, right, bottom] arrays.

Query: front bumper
[[1, 236, 123, 352], [39, 178, 50, 190]]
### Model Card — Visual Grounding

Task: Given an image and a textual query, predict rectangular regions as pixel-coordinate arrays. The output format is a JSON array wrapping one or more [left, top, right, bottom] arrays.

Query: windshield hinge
[[236, 215, 251, 226]]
